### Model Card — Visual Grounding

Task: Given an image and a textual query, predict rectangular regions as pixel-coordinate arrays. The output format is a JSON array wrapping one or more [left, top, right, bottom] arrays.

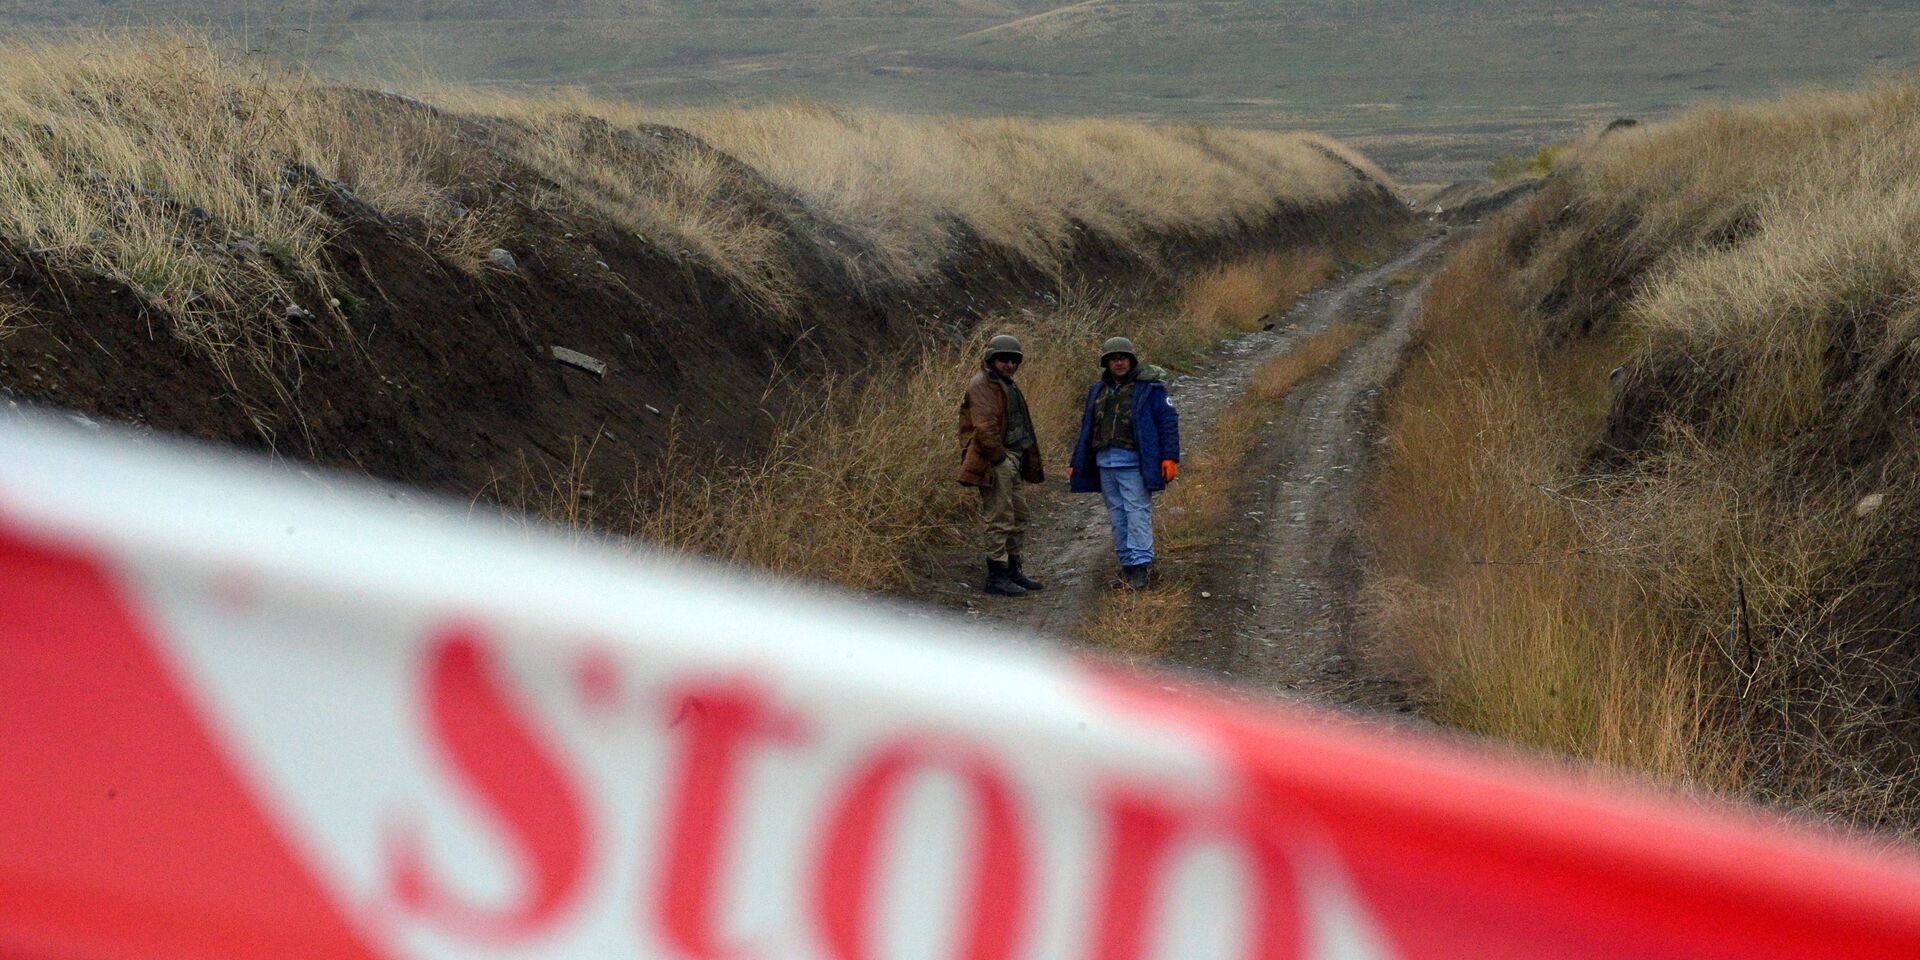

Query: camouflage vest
[[1091, 380, 1137, 452], [1001, 377, 1036, 453]]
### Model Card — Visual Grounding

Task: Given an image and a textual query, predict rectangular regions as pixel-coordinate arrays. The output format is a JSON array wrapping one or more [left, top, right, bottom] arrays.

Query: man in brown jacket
[[958, 334, 1046, 597]]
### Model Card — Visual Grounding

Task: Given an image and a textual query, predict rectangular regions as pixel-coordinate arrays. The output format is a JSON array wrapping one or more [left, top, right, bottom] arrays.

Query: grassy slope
[[1368, 78, 1920, 834], [3, 2, 1917, 181], [0, 36, 1384, 368]]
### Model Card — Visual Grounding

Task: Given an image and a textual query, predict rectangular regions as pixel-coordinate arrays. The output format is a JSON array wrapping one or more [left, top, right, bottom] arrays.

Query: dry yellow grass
[[0, 38, 330, 379], [627, 343, 976, 589], [2, 32, 1388, 388], [461, 110, 807, 314], [1180, 250, 1334, 338], [1248, 321, 1364, 401], [1366, 80, 1920, 829], [1076, 587, 1193, 660], [0, 33, 499, 387], [1364, 237, 1733, 784], [0, 291, 28, 338], [447, 91, 1385, 292]]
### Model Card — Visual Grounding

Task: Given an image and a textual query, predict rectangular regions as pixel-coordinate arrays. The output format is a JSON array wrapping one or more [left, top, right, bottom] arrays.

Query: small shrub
[[1488, 154, 1528, 182], [1524, 144, 1567, 177]]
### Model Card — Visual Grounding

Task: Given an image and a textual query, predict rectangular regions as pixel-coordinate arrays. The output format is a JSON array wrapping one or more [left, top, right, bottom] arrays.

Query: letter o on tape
[[814, 740, 1029, 960]]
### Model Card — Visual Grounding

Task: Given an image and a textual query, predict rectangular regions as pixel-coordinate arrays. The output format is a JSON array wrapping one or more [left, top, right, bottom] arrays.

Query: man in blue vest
[[1067, 337, 1181, 590]]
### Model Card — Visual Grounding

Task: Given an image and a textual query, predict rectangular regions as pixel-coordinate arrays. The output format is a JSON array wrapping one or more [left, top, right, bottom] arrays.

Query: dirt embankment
[[1423, 178, 1544, 224], [0, 86, 1408, 503]]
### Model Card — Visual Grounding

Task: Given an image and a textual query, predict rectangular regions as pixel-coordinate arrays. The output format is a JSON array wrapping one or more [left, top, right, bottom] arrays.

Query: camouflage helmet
[[1099, 336, 1139, 367], [983, 333, 1024, 363]]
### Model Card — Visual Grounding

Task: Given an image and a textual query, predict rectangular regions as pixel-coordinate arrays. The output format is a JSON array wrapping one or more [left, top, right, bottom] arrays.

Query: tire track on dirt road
[[1171, 253, 1443, 714], [928, 233, 1449, 711]]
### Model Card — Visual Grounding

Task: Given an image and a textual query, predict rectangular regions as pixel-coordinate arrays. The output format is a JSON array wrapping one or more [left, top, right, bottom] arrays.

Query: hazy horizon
[[5, 1, 1916, 180]]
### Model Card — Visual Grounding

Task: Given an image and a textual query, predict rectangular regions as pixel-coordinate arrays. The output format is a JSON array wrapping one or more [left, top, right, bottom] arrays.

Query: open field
[[2, 2, 1917, 181]]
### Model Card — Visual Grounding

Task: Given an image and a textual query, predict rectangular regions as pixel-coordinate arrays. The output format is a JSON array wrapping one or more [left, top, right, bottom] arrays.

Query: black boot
[[1121, 564, 1151, 590], [1006, 554, 1045, 592], [984, 559, 1028, 597]]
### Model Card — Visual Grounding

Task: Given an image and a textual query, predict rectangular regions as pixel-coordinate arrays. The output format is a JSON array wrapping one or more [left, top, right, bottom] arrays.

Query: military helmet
[[983, 333, 1024, 362], [1099, 336, 1139, 367]]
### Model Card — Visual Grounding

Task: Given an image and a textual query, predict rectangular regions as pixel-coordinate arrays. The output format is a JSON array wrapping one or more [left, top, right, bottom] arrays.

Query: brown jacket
[[957, 369, 1044, 487]]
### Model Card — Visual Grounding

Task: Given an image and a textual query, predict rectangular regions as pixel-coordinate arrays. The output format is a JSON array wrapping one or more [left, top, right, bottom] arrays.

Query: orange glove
[[1067, 467, 1075, 481], [1161, 460, 1178, 482]]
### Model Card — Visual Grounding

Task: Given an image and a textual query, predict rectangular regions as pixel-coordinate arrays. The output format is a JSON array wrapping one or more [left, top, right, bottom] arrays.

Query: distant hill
[[5, 1, 1918, 181]]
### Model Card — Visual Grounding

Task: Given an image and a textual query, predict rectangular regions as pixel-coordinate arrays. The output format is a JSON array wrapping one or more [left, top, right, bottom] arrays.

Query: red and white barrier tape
[[4, 410, 1920, 960]]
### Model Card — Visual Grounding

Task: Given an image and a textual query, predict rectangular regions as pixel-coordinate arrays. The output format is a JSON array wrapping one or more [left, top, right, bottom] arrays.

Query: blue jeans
[[1097, 449, 1154, 567]]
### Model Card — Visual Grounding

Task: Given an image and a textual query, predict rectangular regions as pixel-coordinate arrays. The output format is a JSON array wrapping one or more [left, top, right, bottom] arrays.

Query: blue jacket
[[1069, 367, 1181, 493]]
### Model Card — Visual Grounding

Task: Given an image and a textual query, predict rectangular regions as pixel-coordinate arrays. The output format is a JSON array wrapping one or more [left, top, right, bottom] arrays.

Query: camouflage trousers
[[978, 455, 1032, 563]]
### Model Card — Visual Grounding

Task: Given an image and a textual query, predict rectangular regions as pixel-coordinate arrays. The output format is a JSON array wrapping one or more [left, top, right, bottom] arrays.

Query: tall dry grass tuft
[[0, 33, 499, 386], [1364, 235, 1734, 784], [1077, 588, 1192, 661], [468, 110, 807, 315]]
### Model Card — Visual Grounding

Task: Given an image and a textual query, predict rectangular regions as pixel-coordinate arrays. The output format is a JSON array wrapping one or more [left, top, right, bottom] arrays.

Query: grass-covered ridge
[[447, 89, 1388, 305], [1368, 77, 1920, 833], [0, 34, 1393, 378]]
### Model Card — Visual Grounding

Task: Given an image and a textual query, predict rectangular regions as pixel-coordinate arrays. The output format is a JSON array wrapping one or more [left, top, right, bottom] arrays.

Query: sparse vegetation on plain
[[1367, 79, 1920, 832]]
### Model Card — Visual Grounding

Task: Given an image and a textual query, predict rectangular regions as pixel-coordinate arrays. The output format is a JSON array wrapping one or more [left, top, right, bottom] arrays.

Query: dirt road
[[925, 234, 1450, 713]]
